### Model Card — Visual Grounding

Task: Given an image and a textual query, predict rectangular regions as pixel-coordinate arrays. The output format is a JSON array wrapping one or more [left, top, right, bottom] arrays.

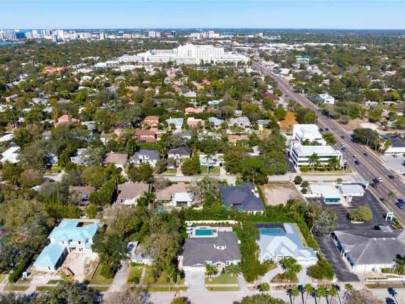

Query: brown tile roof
[[117, 182, 149, 200], [155, 183, 188, 201], [105, 152, 128, 165]]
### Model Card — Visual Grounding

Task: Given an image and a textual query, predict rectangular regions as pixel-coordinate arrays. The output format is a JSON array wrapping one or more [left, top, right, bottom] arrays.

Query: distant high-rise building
[[0, 29, 17, 41], [99, 32, 105, 40], [171, 31, 177, 37]]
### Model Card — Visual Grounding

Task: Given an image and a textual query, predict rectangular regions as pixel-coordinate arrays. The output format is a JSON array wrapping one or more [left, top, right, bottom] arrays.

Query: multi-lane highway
[[252, 61, 405, 222]]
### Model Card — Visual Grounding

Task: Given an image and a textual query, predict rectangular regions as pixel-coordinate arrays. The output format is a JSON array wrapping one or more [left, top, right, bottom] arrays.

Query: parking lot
[[309, 187, 390, 282], [308, 188, 388, 231]]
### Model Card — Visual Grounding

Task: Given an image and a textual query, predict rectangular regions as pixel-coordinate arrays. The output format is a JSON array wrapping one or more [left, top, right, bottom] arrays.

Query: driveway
[[108, 263, 130, 293], [185, 269, 206, 291], [316, 235, 359, 282]]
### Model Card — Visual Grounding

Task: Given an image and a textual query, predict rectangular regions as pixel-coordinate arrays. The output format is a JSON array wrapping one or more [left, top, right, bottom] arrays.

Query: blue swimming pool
[[260, 228, 284, 235], [195, 229, 217, 236]]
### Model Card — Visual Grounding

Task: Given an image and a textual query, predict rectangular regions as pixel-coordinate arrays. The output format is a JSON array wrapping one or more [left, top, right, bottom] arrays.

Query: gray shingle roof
[[334, 230, 405, 266], [168, 146, 191, 156], [133, 149, 160, 161], [220, 183, 264, 211], [183, 232, 241, 267]]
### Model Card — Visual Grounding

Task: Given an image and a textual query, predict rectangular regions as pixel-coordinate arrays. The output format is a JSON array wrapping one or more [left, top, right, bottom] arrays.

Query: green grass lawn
[[4, 284, 30, 291], [200, 166, 220, 174], [127, 266, 143, 284], [36, 286, 56, 292], [205, 273, 238, 285], [148, 286, 188, 292], [162, 169, 177, 176], [90, 265, 113, 285], [143, 266, 185, 285]]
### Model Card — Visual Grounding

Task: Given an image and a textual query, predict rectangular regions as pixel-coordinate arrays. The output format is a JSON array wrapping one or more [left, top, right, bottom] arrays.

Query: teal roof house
[[33, 219, 101, 272]]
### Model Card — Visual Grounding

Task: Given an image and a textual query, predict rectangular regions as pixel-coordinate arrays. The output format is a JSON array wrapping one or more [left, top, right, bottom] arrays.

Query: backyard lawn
[[200, 166, 220, 174], [205, 273, 238, 285], [90, 265, 113, 285]]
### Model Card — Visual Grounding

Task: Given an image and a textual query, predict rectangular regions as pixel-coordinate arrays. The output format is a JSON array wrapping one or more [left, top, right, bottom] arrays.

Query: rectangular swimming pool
[[194, 229, 217, 236], [260, 228, 285, 235]]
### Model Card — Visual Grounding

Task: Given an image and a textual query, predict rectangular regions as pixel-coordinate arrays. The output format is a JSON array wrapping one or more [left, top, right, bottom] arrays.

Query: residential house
[[181, 228, 241, 272], [229, 117, 251, 129], [185, 107, 204, 115], [56, 114, 80, 126], [69, 186, 96, 205], [220, 183, 264, 213], [141, 116, 160, 129], [133, 149, 160, 167], [257, 223, 317, 266], [166, 117, 184, 130], [105, 152, 128, 170], [199, 153, 224, 167], [182, 91, 197, 99], [187, 117, 204, 128], [316, 93, 335, 105], [208, 100, 221, 106], [167, 146, 191, 165], [127, 241, 152, 265], [257, 120, 270, 130], [116, 182, 149, 205], [33, 219, 101, 272], [0, 146, 20, 164], [134, 129, 160, 143], [208, 117, 224, 129], [156, 182, 188, 202], [170, 192, 193, 207]]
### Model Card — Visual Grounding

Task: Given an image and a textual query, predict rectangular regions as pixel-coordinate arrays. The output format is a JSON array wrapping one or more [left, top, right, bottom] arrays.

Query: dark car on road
[[363, 152, 368, 156], [398, 199, 405, 209], [388, 175, 395, 180], [354, 160, 360, 165]]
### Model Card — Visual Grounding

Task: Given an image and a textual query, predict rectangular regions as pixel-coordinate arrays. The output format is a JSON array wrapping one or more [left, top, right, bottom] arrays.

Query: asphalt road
[[252, 62, 405, 223]]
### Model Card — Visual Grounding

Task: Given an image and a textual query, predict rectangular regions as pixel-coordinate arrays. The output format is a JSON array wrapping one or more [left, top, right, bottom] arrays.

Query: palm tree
[[329, 286, 338, 304], [205, 264, 218, 280], [225, 264, 241, 277], [328, 156, 340, 171], [290, 286, 300, 304], [304, 284, 313, 304], [316, 286, 327, 304], [394, 256, 405, 274], [204, 153, 213, 174], [309, 153, 320, 171]]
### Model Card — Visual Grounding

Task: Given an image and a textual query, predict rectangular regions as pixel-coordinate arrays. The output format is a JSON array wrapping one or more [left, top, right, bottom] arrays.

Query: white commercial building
[[135, 44, 249, 65], [337, 184, 365, 198], [308, 184, 342, 204], [292, 124, 326, 145], [289, 142, 343, 168]]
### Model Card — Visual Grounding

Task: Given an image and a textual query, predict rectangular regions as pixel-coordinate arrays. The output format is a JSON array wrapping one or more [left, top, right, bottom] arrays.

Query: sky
[[1, 0, 405, 30]]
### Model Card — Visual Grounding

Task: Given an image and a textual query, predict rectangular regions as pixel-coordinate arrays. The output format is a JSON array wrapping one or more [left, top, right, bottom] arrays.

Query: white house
[[317, 93, 335, 105], [258, 223, 317, 266], [33, 219, 101, 272], [171, 192, 194, 207], [1, 146, 20, 164]]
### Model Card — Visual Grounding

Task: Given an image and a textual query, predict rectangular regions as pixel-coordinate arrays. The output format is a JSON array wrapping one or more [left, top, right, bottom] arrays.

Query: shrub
[[349, 206, 373, 222], [307, 257, 335, 280], [100, 264, 114, 279], [9, 257, 32, 283], [301, 181, 309, 188], [293, 176, 303, 185], [259, 282, 270, 291]]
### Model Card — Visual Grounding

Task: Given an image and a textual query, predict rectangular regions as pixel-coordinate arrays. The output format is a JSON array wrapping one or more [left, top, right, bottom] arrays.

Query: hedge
[[9, 257, 32, 283]]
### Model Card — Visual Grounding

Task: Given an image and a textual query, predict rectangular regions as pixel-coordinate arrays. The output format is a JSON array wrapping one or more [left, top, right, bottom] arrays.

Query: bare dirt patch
[[340, 118, 368, 132], [280, 112, 298, 131], [260, 183, 302, 206]]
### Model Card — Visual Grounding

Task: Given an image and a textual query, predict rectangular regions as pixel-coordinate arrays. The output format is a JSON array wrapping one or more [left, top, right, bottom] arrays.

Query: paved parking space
[[316, 235, 359, 282]]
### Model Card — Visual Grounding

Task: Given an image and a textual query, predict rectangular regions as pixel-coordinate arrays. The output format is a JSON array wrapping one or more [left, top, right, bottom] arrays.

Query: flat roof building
[[292, 124, 326, 145], [289, 142, 343, 168]]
